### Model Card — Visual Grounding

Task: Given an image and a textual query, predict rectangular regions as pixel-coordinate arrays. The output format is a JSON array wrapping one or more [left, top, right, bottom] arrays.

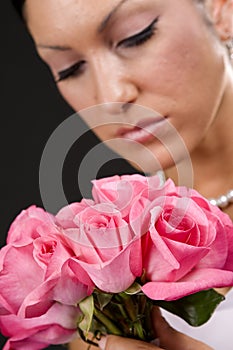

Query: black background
[[0, 0, 135, 348]]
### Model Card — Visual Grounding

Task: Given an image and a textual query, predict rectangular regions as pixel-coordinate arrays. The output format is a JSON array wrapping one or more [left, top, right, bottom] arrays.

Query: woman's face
[[26, 0, 229, 172]]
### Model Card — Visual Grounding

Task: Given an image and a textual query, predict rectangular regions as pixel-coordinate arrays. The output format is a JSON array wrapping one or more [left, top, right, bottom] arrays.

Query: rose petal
[[142, 268, 233, 300]]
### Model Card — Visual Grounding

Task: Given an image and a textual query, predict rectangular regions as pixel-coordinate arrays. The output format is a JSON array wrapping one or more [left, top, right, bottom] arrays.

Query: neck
[[166, 64, 233, 219], [191, 72, 233, 197]]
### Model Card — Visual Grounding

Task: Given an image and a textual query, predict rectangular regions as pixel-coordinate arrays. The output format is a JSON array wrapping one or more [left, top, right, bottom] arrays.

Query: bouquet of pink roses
[[1, 174, 233, 349]]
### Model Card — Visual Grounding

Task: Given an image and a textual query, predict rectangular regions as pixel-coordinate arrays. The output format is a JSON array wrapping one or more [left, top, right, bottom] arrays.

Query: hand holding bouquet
[[1, 174, 233, 349]]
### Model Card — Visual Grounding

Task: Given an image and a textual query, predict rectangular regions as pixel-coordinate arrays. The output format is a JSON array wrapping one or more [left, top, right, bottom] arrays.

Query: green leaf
[[125, 282, 142, 295], [154, 289, 225, 327], [96, 293, 113, 311], [90, 317, 108, 335], [78, 295, 94, 338]]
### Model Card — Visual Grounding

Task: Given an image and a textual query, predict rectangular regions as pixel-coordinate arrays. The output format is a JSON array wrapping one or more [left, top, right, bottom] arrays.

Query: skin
[[22, 0, 233, 348], [69, 308, 214, 350], [101, 307, 214, 350], [24, 0, 233, 201]]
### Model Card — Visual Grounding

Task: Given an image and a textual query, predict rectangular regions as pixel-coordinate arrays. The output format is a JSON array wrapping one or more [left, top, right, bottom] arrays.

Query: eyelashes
[[117, 16, 159, 48], [56, 17, 159, 83], [56, 61, 85, 83]]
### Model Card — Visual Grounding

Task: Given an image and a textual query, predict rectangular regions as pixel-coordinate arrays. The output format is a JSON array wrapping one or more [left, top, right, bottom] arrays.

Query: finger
[[152, 307, 175, 335], [98, 335, 164, 350], [151, 307, 213, 350], [152, 307, 180, 348]]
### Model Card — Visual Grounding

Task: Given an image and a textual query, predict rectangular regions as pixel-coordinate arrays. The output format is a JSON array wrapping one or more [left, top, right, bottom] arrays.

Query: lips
[[116, 117, 167, 144]]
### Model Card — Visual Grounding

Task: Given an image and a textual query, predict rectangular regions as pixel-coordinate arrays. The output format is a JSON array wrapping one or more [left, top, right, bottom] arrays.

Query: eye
[[56, 60, 86, 83], [117, 17, 159, 49]]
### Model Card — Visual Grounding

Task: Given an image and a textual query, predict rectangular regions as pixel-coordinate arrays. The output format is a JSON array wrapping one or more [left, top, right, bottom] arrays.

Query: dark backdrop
[[0, 0, 135, 348]]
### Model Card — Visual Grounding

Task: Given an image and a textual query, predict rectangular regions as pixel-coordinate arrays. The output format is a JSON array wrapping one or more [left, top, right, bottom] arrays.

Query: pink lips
[[117, 117, 166, 144]]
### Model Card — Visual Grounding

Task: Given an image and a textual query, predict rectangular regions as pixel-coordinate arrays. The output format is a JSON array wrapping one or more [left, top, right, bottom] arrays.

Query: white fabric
[[162, 288, 233, 349]]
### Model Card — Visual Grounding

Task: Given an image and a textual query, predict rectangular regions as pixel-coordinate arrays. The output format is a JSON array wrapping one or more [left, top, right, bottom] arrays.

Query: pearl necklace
[[209, 190, 233, 209], [157, 171, 233, 210]]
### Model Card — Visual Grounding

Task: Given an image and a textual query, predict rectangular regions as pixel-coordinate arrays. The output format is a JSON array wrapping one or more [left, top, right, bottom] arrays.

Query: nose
[[91, 54, 138, 113]]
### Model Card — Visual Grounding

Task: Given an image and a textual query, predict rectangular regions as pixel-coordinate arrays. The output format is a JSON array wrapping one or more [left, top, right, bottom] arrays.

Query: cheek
[[58, 83, 95, 112], [139, 39, 205, 102], [137, 25, 223, 117], [87, 126, 112, 143], [138, 35, 225, 157]]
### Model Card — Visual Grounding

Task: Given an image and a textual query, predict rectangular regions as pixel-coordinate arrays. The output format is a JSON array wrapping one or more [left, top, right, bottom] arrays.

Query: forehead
[[25, 0, 161, 43], [26, 0, 133, 30], [25, 0, 203, 45]]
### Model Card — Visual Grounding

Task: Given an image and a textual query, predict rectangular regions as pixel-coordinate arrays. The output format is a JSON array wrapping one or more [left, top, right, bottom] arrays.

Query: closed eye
[[117, 17, 159, 48], [56, 60, 86, 83]]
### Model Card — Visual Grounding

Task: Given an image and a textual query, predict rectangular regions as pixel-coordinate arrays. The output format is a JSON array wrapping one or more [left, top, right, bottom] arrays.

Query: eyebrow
[[98, 0, 130, 33], [37, 0, 131, 51]]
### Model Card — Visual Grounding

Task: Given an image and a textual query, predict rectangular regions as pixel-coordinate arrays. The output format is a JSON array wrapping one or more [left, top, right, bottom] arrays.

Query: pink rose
[[1, 303, 80, 350], [0, 206, 93, 349], [140, 187, 233, 301], [56, 201, 145, 293], [6, 205, 56, 245], [55, 199, 95, 228], [92, 174, 163, 217]]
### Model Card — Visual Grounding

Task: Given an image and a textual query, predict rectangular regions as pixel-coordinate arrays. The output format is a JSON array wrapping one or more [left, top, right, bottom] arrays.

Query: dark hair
[[11, 0, 25, 17]]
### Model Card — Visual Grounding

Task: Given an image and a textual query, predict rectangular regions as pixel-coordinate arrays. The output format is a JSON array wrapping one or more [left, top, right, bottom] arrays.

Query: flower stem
[[117, 293, 146, 340], [93, 307, 123, 336], [118, 293, 137, 320], [133, 320, 146, 340]]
